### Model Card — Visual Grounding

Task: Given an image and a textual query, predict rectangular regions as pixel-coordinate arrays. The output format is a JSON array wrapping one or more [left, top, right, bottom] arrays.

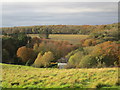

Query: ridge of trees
[[2, 23, 118, 35]]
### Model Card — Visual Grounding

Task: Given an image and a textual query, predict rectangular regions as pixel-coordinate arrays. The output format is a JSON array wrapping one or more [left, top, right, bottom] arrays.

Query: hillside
[[1, 63, 119, 89]]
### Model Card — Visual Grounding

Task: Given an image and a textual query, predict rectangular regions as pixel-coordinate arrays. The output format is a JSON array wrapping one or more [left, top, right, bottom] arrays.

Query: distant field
[[28, 34, 89, 44], [1, 63, 119, 88]]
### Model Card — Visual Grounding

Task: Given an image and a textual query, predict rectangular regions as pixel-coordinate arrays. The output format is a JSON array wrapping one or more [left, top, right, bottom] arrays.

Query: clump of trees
[[92, 41, 120, 66], [2, 33, 31, 64], [66, 41, 120, 68], [33, 40, 77, 61]]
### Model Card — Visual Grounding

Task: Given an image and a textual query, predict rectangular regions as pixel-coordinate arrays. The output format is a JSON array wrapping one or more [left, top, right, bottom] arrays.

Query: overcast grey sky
[[1, 2, 118, 27]]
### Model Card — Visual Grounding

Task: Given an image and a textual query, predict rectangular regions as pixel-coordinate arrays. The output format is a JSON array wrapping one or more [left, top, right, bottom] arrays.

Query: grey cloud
[[1, 2, 118, 27]]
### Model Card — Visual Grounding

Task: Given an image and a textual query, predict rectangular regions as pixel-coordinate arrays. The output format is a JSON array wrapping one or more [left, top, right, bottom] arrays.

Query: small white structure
[[58, 63, 67, 69]]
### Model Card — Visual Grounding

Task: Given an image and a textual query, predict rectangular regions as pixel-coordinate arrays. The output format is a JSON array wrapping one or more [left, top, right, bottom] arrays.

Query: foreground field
[[1, 63, 119, 89], [28, 34, 89, 44]]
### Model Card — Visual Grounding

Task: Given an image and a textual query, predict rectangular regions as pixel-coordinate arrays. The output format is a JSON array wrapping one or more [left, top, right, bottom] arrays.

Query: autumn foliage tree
[[91, 41, 120, 66], [33, 51, 54, 68], [41, 51, 54, 67], [68, 51, 84, 68], [33, 53, 43, 67], [82, 39, 97, 47], [17, 46, 36, 64]]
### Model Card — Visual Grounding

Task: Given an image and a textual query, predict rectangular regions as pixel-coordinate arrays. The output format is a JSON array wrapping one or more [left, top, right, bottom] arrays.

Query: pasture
[[28, 34, 89, 44], [1, 63, 119, 89]]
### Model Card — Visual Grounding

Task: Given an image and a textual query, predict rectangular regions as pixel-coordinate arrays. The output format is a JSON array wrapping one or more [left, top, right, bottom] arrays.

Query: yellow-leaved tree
[[33, 51, 54, 68], [33, 53, 42, 67]]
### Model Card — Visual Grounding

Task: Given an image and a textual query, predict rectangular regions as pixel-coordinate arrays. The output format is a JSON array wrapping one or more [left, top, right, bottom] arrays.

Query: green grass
[[28, 34, 89, 44], [1, 63, 119, 89]]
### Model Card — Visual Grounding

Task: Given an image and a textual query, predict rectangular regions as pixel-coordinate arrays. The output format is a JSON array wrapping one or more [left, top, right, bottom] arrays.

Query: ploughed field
[[1, 63, 119, 89], [28, 34, 89, 44]]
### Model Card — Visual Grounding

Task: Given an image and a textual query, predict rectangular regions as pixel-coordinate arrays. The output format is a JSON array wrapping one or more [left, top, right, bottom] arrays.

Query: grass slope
[[28, 34, 89, 44], [1, 63, 119, 89]]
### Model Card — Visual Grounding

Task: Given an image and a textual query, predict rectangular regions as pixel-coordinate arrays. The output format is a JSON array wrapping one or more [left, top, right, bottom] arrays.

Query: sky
[[1, 1, 118, 27]]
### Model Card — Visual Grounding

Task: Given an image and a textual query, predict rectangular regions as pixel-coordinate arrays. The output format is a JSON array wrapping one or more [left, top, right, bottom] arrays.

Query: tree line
[[2, 23, 118, 35]]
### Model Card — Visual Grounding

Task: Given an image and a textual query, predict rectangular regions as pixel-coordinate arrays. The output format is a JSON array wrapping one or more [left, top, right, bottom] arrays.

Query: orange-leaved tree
[[92, 41, 120, 66], [17, 46, 36, 64]]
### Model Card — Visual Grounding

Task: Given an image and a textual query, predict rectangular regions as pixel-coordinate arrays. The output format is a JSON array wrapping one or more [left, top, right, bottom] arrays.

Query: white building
[[58, 63, 67, 69]]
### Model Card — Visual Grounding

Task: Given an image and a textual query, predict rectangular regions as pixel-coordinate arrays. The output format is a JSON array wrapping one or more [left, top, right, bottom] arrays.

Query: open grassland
[[1, 63, 119, 89], [28, 34, 89, 44]]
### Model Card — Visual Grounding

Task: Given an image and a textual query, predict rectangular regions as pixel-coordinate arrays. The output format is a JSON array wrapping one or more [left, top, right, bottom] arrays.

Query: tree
[[39, 27, 50, 39], [33, 51, 54, 68], [79, 55, 98, 68], [2, 37, 17, 59], [17, 46, 36, 64], [68, 51, 84, 68], [2, 49, 10, 63], [41, 51, 54, 67], [33, 53, 43, 67], [45, 28, 49, 39], [82, 39, 97, 47]]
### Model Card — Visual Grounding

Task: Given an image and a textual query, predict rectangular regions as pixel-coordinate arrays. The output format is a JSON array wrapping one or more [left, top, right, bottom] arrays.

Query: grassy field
[[1, 63, 119, 89], [28, 34, 89, 44]]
